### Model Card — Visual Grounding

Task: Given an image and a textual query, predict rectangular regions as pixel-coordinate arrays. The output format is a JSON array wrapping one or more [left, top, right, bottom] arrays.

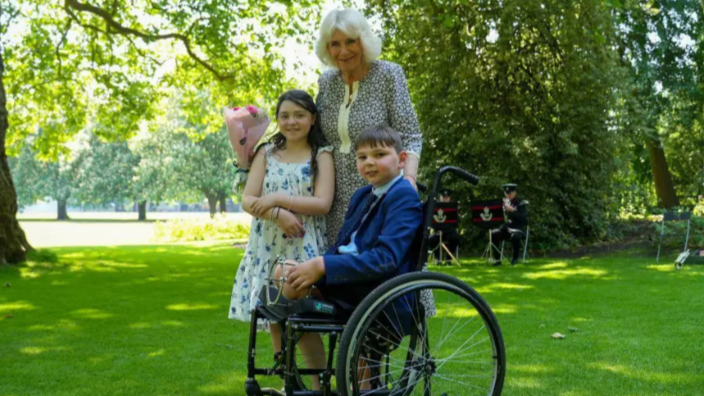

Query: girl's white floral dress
[[229, 143, 333, 324]]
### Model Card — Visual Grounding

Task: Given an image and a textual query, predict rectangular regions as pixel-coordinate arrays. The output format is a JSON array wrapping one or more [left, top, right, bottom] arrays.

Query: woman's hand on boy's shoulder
[[403, 175, 418, 191], [285, 256, 325, 292]]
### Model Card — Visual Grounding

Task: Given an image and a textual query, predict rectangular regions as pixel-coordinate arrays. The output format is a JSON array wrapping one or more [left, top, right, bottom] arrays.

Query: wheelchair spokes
[[336, 272, 505, 396]]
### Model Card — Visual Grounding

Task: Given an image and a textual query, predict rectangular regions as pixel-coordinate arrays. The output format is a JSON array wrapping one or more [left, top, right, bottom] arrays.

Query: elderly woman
[[315, 8, 423, 243]]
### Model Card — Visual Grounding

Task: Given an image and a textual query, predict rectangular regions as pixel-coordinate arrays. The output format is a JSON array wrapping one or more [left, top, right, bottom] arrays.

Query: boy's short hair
[[354, 125, 404, 154]]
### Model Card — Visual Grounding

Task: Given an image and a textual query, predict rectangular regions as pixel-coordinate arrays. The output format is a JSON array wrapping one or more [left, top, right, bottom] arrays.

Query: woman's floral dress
[[316, 60, 435, 316], [229, 144, 333, 326]]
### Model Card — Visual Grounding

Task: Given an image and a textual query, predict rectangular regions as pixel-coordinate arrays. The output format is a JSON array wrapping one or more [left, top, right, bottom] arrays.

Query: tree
[[612, 0, 704, 208], [7, 143, 42, 209], [37, 155, 82, 220], [1, 0, 324, 263], [149, 92, 237, 217], [170, 129, 236, 217], [74, 135, 142, 216], [367, 0, 628, 250], [1, 49, 32, 263]]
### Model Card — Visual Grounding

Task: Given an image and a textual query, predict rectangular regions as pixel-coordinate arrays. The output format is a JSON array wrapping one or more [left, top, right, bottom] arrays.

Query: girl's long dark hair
[[270, 89, 329, 182]]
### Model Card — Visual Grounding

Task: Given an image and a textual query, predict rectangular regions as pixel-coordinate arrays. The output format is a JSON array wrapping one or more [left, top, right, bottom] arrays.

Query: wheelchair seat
[[257, 286, 342, 323]]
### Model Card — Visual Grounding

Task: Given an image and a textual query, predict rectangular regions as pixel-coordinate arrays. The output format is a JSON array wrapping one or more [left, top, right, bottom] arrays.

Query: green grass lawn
[[1, 244, 702, 396]]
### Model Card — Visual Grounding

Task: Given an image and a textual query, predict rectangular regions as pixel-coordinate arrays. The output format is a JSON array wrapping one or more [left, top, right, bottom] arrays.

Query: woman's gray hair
[[315, 8, 382, 68]]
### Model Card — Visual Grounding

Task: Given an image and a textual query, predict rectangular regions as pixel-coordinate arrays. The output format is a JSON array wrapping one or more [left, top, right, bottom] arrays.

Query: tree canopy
[[366, 0, 703, 250], [1, 0, 702, 262], [1, 0, 325, 262]]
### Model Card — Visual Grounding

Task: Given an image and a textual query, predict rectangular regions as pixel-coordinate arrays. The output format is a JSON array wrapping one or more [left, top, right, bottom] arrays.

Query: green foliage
[[694, 198, 704, 217], [74, 135, 141, 206], [25, 248, 58, 264], [7, 144, 42, 207], [4, 0, 324, 158], [139, 90, 238, 207], [653, 213, 704, 250], [611, 0, 704, 204], [368, 0, 628, 250], [153, 215, 250, 242]]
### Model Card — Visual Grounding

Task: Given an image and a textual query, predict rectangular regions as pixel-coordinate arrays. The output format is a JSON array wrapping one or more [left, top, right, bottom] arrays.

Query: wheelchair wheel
[[336, 272, 505, 396]]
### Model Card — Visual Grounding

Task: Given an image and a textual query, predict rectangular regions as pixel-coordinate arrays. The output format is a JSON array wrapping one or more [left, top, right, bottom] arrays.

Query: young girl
[[228, 90, 333, 386]]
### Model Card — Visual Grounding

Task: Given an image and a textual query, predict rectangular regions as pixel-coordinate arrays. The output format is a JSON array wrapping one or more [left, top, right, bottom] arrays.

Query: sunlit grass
[[1, 244, 703, 395]]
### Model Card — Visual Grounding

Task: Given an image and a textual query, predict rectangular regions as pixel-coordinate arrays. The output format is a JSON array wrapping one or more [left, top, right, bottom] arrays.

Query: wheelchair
[[244, 166, 506, 396]]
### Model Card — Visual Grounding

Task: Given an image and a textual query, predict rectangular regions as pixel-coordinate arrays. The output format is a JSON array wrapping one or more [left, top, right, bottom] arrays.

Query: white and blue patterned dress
[[229, 143, 333, 325]]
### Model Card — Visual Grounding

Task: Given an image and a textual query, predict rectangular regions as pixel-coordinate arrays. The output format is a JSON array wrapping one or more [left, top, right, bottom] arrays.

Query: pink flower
[[233, 106, 240, 111], [246, 105, 259, 115]]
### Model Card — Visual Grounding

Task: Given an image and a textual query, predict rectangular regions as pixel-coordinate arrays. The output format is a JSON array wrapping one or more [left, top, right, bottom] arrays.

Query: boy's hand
[[286, 257, 325, 292]]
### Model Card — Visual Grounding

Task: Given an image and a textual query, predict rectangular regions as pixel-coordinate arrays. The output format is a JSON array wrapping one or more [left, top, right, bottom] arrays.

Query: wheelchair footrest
[[257, 286, 339, 322]]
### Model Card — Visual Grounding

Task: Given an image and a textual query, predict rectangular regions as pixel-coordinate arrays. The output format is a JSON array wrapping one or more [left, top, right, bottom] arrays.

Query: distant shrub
[[153, 215, 251, 242], [652, 213, 704, 250], [694, 198, 704, 217], [26, 249, 59, 264]]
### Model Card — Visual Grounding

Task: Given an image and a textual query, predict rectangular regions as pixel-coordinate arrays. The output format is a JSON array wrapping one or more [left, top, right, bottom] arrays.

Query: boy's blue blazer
[[322, 177, 423, 286]]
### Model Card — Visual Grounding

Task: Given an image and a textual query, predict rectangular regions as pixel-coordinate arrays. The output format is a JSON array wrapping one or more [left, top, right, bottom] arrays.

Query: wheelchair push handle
[[416, 166, 479, 194], [443, 166, 480, 186]]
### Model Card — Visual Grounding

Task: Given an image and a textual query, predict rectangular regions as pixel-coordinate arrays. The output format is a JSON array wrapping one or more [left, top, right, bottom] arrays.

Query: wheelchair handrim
[[341, 276, 504, 396]]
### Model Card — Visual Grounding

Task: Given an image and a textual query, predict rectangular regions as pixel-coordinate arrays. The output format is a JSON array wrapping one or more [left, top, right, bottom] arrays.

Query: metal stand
[[481, 230, 503, 264], [657, 212, 692, 262], [428, 231, 461, 266]]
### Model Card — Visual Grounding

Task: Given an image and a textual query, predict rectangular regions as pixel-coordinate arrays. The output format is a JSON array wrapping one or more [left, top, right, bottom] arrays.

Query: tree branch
[[64, 0, 233, 82], [124, 35, 165, 68], [55, 19, 73, 78], [65, 7, 107, 35], [0, 7, 21, 35]]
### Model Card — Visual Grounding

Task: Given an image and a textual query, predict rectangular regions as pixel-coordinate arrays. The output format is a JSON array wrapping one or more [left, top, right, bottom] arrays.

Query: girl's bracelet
[[275, 207, 281, 220], [269, 208, 275, 222], [288, 195, 293, 211]]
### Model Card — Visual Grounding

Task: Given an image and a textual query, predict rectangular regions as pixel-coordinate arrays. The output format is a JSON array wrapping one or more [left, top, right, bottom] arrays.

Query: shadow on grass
[[2, 244, 703, 395]]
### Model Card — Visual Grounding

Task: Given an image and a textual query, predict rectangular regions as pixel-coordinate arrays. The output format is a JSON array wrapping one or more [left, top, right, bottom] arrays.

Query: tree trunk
[[205, 193, 217, 218], [138, 201, 147, 221], [218, 194, 227, 214], [0, 51, 33, 264], [645, 137, 680, 208], [57, 199, 70, 220]]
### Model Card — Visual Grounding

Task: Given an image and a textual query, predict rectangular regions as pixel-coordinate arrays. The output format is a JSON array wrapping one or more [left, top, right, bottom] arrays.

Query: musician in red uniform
[[491, 183, 528, 266]]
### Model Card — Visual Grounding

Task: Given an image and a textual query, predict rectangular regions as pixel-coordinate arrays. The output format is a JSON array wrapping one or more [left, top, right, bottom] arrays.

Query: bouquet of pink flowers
[[224, 105, 271, 169]]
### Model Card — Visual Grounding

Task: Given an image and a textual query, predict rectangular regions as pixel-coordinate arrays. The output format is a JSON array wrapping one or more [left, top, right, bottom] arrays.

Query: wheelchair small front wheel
[[336, 272, 505, 396]]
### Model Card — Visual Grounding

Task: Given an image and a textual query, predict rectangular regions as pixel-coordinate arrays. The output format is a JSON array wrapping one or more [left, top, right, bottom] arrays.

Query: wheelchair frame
[[244, 166, 506, 396]]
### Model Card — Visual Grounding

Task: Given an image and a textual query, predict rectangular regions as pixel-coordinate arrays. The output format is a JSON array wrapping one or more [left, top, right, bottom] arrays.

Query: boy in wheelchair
[[248, 126, 506, 396], [265, 124, 423, 390]]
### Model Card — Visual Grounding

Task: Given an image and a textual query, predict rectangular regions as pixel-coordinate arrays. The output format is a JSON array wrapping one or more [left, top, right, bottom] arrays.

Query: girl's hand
[[276, 209, 306, 238], [286, 257, 325, 292], [251, 194, 282, 216]]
